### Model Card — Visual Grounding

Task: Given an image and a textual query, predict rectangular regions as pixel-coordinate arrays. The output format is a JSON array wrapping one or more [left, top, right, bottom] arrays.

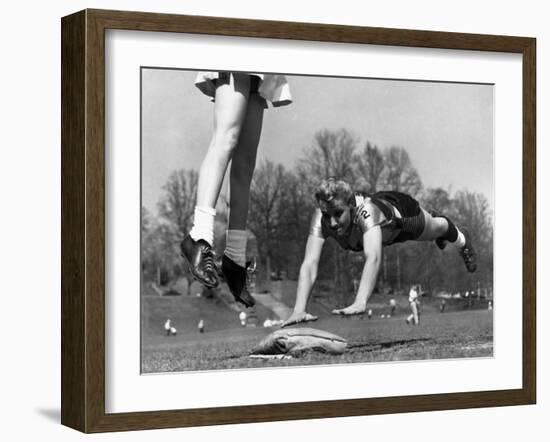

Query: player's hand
[[281, 311, 318, 328]]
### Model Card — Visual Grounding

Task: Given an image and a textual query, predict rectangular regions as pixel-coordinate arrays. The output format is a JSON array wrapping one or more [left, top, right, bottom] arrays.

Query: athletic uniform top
[[408, 288, 419, 303], [309, 190, 427, 251], [309, 193, 402, 251]]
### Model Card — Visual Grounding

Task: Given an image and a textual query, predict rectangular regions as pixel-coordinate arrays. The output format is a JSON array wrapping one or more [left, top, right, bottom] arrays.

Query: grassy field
[[142, 308, 493, 373]]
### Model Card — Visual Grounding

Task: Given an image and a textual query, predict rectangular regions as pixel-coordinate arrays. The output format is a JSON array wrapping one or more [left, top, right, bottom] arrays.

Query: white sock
[[451, 229, 466, 249], [189, 206, 216, 246], [225, 229, 247, 267]]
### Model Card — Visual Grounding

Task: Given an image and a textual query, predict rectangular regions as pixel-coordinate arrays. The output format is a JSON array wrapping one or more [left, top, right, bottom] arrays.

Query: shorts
[[194, 71, 293, 108], [373, 191, 426, 244]]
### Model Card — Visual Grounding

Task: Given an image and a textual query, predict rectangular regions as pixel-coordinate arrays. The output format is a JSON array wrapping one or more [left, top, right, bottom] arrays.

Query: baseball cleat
[[459, 229, 477, 273], [221, 255, 255, 308], [180, 235, 218, 288]]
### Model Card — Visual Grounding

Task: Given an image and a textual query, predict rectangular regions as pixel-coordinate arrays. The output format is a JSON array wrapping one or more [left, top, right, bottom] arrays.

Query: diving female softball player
[[282, 177, 476, 326]]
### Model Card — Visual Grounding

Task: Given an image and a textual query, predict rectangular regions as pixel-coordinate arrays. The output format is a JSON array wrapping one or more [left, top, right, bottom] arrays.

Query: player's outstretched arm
[[332, 226, 382, 316], [281, 235, 324, 327]]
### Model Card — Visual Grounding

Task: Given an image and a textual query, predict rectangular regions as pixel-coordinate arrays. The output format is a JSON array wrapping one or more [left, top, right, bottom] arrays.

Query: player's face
[[320, 199, 352, 235]]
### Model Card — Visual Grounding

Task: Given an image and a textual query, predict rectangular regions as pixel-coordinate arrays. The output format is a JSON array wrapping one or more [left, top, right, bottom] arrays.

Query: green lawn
[[142, 309, 493, 373]]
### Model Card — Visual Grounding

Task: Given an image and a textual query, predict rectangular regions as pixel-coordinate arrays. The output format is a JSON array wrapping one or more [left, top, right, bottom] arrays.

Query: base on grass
[[250, 327, 348, 356]]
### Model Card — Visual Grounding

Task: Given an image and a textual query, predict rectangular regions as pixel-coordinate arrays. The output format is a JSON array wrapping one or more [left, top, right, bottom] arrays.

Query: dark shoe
[[459, 229, 477, 273], [180, 235, 218, 288], [221, 255, 255, 307]]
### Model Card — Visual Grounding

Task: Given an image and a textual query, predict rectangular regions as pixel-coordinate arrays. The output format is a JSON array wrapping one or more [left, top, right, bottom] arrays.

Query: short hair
[[314, 177, 354, 205]]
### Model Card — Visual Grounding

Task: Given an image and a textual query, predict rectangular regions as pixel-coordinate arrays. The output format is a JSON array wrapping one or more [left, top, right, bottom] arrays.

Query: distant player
[[406, 284, 420, 325], [239, 311, 247, 327], [198, 319, 205, 333], [464, 291, 470, 309], [282, 177, 476, 327], [439, 299, 447, 313], [389, 298, 397, 317], [164, 319, 172, 336]]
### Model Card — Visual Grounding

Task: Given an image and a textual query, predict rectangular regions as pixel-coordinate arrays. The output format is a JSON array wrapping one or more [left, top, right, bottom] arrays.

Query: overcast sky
[[141, 69, 493, 215]]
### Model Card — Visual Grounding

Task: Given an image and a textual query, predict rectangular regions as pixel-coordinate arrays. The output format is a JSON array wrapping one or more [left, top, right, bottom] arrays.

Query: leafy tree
[[354, 142, 385, 193], [141, 169, 199, 291], [452, 190, 494, 289], [380, 146, 422, 196], [248, 160, 287, 285], [157, 169, 198, 236], [299, 129, 359, 189], [141, 210, 183, 288], [421, 187, 454, 215], [272, 169, 316, 279]]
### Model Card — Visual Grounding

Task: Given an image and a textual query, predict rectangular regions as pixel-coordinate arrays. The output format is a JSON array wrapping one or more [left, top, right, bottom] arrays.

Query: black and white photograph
[[2, 0, 544, 438], [140, 69, 494, 373]]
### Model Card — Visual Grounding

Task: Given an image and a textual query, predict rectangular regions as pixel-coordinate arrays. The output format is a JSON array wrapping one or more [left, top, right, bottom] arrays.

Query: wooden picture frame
[[61, 8, 536, 433]]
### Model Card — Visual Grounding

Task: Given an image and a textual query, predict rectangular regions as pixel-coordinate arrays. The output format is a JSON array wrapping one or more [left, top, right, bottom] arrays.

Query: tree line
[[142, 128, 493, 304]]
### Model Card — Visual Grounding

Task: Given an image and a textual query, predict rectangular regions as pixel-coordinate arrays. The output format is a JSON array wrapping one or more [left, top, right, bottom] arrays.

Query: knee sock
[[225, 229, 247, 267], [189, 206, 216, 246], [439, 216, 466, 249], [451, 228, 466, 249]]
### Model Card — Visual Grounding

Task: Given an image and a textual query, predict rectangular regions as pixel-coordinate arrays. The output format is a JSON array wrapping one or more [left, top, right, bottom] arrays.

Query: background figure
[[180, 72, 292, 308], [406, 285, 420, 325], [389, 298, 397, 317], [464, 291, 470, 309], [239, 311, 247, 327]]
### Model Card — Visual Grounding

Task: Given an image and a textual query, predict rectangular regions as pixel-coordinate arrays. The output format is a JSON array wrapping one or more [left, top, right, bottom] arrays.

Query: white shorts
[[194, 71, 293, 107]]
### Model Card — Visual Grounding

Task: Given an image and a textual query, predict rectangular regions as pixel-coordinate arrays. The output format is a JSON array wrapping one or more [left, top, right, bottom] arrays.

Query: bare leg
[[411, 301, 419, 324], [219, 86, 265, 308], [228, 93, 265, 229], [182, 74, 252, 288], [416, 209, 449, 241], [196, 73, 251, 208]]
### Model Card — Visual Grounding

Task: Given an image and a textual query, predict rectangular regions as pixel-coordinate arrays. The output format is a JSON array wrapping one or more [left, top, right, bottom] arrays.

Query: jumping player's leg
[[227, 92, 264, 233], [181, 74, 251, 288], [418, 209, 477, 272], [221, 91, 265, 307], [195, 73, 251, 213]]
